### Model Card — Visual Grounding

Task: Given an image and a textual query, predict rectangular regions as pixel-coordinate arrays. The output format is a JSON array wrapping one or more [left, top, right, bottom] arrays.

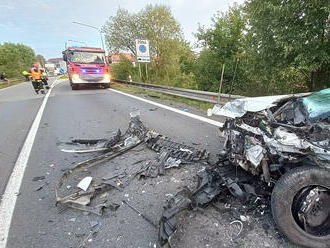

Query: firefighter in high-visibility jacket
[[30, 63, 45, 94]]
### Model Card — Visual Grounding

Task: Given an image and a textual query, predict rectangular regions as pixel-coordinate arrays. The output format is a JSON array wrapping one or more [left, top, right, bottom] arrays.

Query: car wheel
[[271, 166, 330, 248]]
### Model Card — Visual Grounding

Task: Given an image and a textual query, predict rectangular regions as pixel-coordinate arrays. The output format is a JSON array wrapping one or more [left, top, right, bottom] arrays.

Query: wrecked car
[[213, 88, 330, 248]]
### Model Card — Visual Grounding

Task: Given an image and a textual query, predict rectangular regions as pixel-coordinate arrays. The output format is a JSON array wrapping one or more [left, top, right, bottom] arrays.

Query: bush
[[0, 43, 36, 78]]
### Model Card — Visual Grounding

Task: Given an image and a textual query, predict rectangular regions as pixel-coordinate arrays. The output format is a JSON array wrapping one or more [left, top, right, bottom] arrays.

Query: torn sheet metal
[[58, 130, 122, 153], [212, 95, 295, 118], [245, 145, 264, 167], [218, 88, 330, 181]]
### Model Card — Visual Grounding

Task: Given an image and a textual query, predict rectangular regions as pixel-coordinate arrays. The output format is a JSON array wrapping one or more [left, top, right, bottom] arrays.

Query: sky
[[0, 0, 244, 59]]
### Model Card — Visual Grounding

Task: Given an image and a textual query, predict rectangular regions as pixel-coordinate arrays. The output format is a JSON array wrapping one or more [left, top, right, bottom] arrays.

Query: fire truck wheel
[[271, 166, 330, 248]]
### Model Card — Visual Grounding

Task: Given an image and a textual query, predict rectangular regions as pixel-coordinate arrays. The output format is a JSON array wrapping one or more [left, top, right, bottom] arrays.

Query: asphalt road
[[1, 79, 223, 248], [0, 78, 56, 197]]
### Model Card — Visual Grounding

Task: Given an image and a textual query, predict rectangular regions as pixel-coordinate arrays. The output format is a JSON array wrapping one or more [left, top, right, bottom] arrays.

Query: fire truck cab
[[62, 47, 111, 90]]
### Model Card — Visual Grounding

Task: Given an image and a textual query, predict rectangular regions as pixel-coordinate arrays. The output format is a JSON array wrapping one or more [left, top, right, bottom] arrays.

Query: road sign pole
[[138, 63, 142, 80], [145, 63, 149, 80]]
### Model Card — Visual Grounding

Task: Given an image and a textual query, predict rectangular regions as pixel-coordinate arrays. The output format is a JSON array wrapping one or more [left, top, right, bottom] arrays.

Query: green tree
[[103, 8, 143, 55], [103, 4, 197, 88], [245, 0, 330, 91], [110, 55, 138, 80], [0, 43, 36, 78], [195, 4, 247, 93], [35, 54, 46, 67]]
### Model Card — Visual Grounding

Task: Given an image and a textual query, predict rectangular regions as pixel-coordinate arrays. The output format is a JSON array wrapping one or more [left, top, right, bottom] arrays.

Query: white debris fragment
[[207, 108, 213, 116], [240, 215, 249, 222], [77, 176, 93, 191]]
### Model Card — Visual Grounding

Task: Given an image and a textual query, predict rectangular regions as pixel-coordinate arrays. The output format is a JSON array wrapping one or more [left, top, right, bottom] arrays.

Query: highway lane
[[0, 78, 56, 197], [4, 80, 222, 248]]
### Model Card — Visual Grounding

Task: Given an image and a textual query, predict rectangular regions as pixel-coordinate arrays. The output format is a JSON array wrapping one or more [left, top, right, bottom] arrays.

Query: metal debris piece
[[159, 189, 192, 247], [32, 176, 45, 181], [35, 182, 49, 192], [123, 200, 157, 228]]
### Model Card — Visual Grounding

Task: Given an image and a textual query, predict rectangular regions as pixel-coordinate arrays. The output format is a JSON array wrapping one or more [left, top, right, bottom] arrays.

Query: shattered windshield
[[302, 88, 330, 121], [69, 51, 105, 64]]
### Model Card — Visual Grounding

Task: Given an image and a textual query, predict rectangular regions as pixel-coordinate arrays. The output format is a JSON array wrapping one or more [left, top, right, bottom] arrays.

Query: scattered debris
[[158, 163, 263, 246], [32, 176, 45, 181], [35, 182, 48, 191], [230, 220, 243, 236], [55, 114, 208, 216], [77, 177, 93, 191]]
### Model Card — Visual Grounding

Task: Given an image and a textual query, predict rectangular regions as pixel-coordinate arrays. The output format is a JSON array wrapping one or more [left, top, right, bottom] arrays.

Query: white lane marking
[[109, 89, 224, 127], [0, 79, 61, 247]]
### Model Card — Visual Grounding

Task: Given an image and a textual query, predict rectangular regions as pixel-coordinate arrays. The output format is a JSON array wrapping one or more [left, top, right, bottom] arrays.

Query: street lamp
[[72, 21, 105, 51]]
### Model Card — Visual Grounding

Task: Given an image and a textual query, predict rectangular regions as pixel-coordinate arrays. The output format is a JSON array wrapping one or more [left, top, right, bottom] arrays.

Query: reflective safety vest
[[30, 67, 42, 80]]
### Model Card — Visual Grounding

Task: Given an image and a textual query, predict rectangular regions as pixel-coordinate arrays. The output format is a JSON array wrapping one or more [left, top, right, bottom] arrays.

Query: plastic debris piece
[[77, 177, 93, 191]]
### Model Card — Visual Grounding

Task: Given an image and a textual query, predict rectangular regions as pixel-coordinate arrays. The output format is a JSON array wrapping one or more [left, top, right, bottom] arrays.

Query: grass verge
[[0, 79, 26, 90], [111, 82, 214, 112]]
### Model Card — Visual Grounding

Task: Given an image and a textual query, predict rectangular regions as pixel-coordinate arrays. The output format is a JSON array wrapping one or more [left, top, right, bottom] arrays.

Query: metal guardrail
[[112, 79, 243, 104]]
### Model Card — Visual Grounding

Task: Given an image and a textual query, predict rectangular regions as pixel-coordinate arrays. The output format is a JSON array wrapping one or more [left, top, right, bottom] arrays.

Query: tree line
[[0, 43, 45, 78], [104, 1, 329, 96]]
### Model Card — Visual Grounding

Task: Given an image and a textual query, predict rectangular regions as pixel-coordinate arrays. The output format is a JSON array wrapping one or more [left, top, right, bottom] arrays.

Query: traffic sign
[[135, 39, 150, 63]]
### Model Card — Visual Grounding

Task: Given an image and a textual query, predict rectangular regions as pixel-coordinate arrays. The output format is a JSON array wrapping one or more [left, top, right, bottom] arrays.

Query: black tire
[[271, 166, 330, 248], [105, 83, 110, 88], [72, 85, 78, 90]]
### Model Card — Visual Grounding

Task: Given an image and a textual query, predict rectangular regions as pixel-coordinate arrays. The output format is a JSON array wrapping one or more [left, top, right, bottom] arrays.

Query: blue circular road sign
[[139, 44, 147, 53]]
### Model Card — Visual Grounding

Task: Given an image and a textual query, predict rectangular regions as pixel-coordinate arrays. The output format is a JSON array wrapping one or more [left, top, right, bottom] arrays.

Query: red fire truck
[[62, 47, 111, 90]]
